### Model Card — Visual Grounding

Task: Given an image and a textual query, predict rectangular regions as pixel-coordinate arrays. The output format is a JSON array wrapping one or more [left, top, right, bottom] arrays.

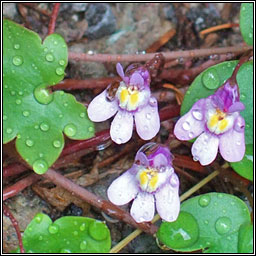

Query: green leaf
[[238, 222, 253, 253], [180, 60, 253, 144], [3, 19, 94, 174], [240, 3, 253, 45], [157, 211, 199, 250], [157, 193, 251, 253], [13, 213, 111, 253], [230, 144, 253, 181]]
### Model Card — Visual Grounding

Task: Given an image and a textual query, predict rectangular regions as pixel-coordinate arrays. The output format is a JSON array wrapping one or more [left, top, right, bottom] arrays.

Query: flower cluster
[[174, 81, 245, 165], [88, 63, 160, 144], [107, 143, 180, 223]]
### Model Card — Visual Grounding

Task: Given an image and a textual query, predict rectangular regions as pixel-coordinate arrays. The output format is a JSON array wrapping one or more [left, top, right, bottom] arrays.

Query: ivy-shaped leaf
[[13, 213, 111, 253], [238, 222, 253, 253], [3, 19, 94, 174], [230, 144, 253, 181], [180, 60, 253, 144], [157, 193, 251, 253], [240, 3, 253, 45]]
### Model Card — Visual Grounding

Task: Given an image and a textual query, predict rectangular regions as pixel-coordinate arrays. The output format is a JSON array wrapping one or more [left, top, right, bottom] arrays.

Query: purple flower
[[107, 143, 180, 223], [87, 63, 160, 144], [174, 81, 245, 165]]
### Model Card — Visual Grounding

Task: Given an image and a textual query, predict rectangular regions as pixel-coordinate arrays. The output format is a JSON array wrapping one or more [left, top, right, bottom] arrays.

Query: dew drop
[[45, 53, 54, 62], [34, 124, 39, 129], [35, 214, 42, 223], [40, 122, 50, 131], [248, 33, 252, 38], [26, 139, 34, 147], [22, 111, 30, 117], [217, 193, 223, 198], [6, 128, 13, 134], [192, 109, 203, 120], [18, 91, 23, 96], [60, 248, 71, 253], [48, 224, 59, 234], [4, 84, 8, 89], [188, 132, 194, 138], [89, 222, 108, 241], [199, 195, 211, 207], [53, 140, 61, 148], [14, 44, 20, 49], [15, 99, 22, 105], [12, 55, 23, 66], [34, 86, 54, 105], [146, 113, 151, 120], [116, 138, 122, 144], [64, 124, 77, 137], [3, 115, 7, 121], [56, 67, 64, 75], [63, 102, 68, 107], [59, 59, 65, 66], [33, 159, 48, 174], [170, 174, 179, 187], [202, 68, 220, 89], [149, 97, 157, 107], [215, 216, 231, 235], [38, 235, 43, 241], [10, 90, 16, 96], [39, 153, 44, 158], [54, 40, 58, 45], [59, 114, 63, 118], [204, 220, 209, 225], [80, 240, 87, 251], [80, 112, 85, 118], [88, 126, 94, 132], [193, 156, 199, 161], [73, 231, 78, 236], [80, 223, 86, 231], [182, 121, 190, 131], [240, 94, 246, 100]]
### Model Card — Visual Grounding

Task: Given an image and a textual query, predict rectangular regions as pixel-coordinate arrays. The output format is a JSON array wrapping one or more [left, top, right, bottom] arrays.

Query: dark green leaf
[[180, 61, 253, 144], [238, 222, 253, 253], [240, 3, 253, 45], [3, 19, 94, 174], [230, 144, 253, 181], [13, 213, 111, 253]]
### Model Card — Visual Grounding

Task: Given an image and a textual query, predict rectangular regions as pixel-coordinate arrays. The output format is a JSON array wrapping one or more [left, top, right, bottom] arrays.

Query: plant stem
[[43, 168, 158, 235], [48, 3, 60, 35], [3, 174, 40, 201], [109, 170, 220, 253], [3, 163, 28, 178], [68, 45, 252, 63], [3, 204, 25, 253], [199, 23, 239, 36]]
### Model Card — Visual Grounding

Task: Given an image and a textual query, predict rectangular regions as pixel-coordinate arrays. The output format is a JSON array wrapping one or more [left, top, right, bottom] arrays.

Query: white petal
[[107, 168, 139, 205], [110, 110, 134, 144], [192, 132, 219, 165], [130, 192, 155, 223], [87, 89, 118, 122]]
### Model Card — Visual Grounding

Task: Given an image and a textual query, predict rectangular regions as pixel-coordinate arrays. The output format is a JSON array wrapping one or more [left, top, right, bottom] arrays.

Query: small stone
[[84, 3, 117, 39]]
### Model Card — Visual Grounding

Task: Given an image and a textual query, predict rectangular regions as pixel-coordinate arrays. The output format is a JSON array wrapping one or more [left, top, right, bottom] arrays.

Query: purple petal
[[130, 72, 144, 87], [88, 89, 118, 122], [130, 192, 155, 223], [116, 63, 124, 79], [135, 152, 149, 166], [155, 179, 180, 222], [148, 146, 173, 167], [110, 110, 134, 144], [219, 116, 245, 162], [107, 167, 139, 205], [174, 99, 205, 140], [228, 102, 245, 113], [192, 132, 219, 166], [134, 98, 160, 140]]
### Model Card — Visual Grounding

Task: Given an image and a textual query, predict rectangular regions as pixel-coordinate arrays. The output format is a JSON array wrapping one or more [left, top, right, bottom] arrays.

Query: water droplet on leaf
[[26, 139, 34, 147], [34, 86, 54, 105], [40, 122, 50, 131], [6, 128, 13, 134], [53, 140, 61, 148], [80, 112, 85, 118], [80, 223, 86, 231], [80, 240, 87, 251], [60, 248, 71, 253], [48, 224, 59, 234], [215, 216, 231, 235], [45, 53, 54, 62], [12, 55, 23, 66], [35, 214, 42, 223], [3, 115, 7, 120], [14, 44, 20, 49], [202, 68, 220, 89], [64, 124, 77, 137], [22, 111, 30, 117], [89, 222, 108, 241], [15, 99, 21, 105], [33, 159, 48, 174], [56, 67, 64, 76], [146, 113, 151, 120], [199, 195, 211, 207], [59, 59, 65, 66]]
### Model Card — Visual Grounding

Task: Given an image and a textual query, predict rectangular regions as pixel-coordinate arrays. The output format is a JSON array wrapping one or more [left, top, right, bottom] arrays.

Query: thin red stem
[[43, 168, 158, 235], [48, 3, 60, 35], [3, 204, 25, 253], [68, 45, 252, 63], [3, 163, 28, 178], [3, 174, 40, 201]]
